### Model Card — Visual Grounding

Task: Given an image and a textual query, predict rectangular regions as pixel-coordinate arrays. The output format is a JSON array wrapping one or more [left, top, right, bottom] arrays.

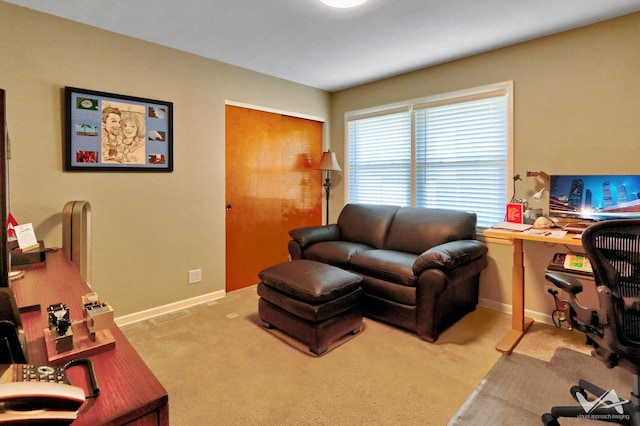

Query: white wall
[[0, 2, 330, 315], [3, 1, 639, 321], [330, 12, 640, 319]]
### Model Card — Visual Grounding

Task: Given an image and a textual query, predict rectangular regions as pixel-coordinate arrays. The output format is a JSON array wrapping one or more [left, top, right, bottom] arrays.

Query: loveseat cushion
[[349, 249, 418, 287], [384, 207, 477, 254], [412, 240, 488, 274], [303, 241, 372, 267], [258, 259, 362, 303], [337, 204, 400, 249], [359, 275, 417, 306]]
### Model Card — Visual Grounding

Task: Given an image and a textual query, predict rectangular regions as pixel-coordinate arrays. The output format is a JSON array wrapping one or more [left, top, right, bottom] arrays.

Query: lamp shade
[[532, 188, 548, 201], [317, 151, 342, 171]]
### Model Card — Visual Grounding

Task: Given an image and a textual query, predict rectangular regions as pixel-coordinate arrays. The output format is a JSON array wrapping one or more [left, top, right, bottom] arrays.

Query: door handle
[[226, 204, 232, 211]]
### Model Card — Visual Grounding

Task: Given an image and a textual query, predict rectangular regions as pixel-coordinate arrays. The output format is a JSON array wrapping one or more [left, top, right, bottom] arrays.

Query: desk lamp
[[532, 188, 548, 201], [528, 171, 550, 222], [527, 170, 550, 185], [317, 151, 342, 225], [527, 171, 550, 200]]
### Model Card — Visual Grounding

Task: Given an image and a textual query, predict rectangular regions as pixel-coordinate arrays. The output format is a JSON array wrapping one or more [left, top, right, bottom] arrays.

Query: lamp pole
[[317, 151, 342, 225], [323, 171, 332, 225]]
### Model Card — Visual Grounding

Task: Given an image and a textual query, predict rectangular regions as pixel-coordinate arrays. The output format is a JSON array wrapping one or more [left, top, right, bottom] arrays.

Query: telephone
[[0, 361, 96, 425], [547, 252, 593, 276]]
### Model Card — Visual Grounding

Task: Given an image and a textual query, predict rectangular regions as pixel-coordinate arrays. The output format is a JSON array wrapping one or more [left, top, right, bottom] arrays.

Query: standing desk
[[483, 228, 583, 355]]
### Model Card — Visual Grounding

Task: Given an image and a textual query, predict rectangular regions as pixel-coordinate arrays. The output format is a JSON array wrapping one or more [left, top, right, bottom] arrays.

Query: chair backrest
[[583, 219, 640, 351], [0, 288, 26, 363]]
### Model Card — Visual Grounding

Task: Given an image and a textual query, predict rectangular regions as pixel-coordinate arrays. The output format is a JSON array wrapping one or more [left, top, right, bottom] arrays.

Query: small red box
[[506, 203, 524, 223]]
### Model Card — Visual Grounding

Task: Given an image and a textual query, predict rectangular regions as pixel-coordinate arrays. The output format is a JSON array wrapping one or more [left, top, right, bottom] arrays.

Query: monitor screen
[[549, 174, 640, 221]]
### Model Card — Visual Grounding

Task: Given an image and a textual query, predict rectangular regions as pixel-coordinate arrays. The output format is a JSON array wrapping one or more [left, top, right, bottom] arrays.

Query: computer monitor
[[549, 174, 640, 222]]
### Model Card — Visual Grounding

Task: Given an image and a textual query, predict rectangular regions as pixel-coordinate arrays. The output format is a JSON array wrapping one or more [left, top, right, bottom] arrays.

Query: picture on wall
[[65, 86, 173, 171]]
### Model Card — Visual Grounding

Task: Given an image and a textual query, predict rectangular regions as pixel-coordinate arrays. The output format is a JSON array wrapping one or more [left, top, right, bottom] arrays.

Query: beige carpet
[[450, 347, 633, 425], [121, 286, 590, 425]]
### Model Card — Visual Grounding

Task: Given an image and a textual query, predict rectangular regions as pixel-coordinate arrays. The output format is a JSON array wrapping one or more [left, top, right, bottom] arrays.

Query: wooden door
[[225, 105, 322, 292]]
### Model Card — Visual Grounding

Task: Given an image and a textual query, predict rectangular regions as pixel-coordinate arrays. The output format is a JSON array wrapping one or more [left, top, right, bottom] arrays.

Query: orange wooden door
[[225, 105, 322, 292]]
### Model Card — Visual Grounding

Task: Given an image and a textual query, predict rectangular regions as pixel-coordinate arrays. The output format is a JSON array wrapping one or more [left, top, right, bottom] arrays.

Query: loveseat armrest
[[289, 224, 341, 249], [412, 240, 488, 275]]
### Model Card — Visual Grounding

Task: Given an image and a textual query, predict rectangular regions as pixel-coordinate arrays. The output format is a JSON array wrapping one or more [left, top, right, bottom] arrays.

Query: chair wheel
[[570, 385, 587, 401], [541, 413, 560, 426]]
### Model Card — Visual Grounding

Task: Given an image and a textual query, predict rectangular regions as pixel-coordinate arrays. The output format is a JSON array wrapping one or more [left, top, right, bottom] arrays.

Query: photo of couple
[[101, 101, 146, 164]]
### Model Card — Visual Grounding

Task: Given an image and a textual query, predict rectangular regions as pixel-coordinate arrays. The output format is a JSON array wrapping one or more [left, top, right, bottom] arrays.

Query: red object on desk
[[10, 251, 168, 425], [506, 203, 524, 223]]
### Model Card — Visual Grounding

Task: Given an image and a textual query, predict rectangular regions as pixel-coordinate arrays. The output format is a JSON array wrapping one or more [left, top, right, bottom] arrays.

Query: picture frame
[[506, 202, 524, 224], [65, 87, 173, 172]]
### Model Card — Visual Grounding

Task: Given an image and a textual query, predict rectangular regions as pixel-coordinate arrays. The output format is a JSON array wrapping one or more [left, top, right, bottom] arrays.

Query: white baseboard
[[115, 290, 226, 327], [479, 297, 555, 326], [115, 292, 553, 328]]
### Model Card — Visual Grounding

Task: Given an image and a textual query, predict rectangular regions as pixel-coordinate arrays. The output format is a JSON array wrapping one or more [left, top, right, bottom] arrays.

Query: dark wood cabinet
[[0, 89, 9, 288], [12, 251, 168, 425]]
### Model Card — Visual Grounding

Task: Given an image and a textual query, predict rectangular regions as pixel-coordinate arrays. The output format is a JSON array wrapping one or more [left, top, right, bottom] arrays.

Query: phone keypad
[[20, 364, 69, 384]]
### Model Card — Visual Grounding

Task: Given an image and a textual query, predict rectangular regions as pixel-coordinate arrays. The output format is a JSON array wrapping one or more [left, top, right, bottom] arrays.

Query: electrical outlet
[[188, 269, 202, 284], [544, 284, 558, 296]]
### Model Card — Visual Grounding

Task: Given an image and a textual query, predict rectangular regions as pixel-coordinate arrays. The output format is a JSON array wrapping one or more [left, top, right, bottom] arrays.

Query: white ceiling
[[6, 0, 640, 91]]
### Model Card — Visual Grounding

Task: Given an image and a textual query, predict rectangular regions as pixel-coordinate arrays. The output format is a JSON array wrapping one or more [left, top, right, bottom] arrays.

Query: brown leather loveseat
[[287, 204, 488, 342]]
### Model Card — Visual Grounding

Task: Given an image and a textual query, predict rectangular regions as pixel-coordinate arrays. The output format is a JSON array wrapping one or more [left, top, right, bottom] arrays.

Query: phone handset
[[0, 358, 99, 425], [0, 380, 85, 410]]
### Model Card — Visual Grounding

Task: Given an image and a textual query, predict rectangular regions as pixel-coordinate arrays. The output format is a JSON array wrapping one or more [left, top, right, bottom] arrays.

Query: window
[[346, 82, 513, 228]]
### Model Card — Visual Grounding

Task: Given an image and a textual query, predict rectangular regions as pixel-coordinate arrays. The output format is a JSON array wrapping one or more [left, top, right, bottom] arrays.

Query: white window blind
[[347, 108, 412, 206], [415, 95, 507, 226], [346, 83, 512, 228]]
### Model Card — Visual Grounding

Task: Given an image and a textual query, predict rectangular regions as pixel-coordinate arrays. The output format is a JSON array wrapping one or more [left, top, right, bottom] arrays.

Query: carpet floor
[[450, 347, 633, 425], [120, 285, 599, 425]]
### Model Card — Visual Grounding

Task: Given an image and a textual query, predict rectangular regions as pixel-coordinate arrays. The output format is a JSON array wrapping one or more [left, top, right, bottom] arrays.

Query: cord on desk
[[64, 357, 100, 398]]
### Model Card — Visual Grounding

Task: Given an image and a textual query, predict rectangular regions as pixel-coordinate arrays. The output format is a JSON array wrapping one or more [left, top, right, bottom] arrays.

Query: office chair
[[0, 288, 26, 363], [542, 219, 640, 425]]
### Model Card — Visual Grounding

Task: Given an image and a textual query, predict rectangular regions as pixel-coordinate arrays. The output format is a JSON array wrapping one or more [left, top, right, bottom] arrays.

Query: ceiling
[[6, 0, 640, 92]]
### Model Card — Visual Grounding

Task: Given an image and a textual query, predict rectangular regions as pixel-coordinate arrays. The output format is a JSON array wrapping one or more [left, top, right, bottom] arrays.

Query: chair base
[[542, 375, 640, 425]]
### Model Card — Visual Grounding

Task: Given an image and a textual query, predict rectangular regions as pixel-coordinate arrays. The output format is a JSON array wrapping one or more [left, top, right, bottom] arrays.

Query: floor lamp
[[317, 151, 342, 225]]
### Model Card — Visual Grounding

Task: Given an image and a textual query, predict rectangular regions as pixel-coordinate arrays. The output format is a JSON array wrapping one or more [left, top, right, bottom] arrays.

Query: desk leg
[[496, 238, 534, 355]]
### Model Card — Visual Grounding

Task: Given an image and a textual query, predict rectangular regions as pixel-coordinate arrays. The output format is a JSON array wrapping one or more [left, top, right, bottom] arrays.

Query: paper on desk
[[14, 223, 39, 251], [522, 229, 568, 238], [491, 221, 532, 231]]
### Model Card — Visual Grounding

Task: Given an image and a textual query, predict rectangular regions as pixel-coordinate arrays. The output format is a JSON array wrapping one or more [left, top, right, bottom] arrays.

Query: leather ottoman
[[257, 259, 363, 355]]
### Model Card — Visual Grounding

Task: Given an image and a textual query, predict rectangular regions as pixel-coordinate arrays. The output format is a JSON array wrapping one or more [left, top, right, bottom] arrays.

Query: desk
[[483, 229, 583, 355], [10, 251, 168, 425]]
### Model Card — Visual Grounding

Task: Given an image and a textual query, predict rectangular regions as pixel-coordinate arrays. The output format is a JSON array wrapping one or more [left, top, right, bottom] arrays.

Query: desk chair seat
[[542, 219, 640, 425]]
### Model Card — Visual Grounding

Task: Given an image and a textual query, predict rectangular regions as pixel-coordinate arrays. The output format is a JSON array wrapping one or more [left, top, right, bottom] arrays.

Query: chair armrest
[[544, 272, 584, 294], [412, 240, 488, 275], [289, 224, 341, 249]]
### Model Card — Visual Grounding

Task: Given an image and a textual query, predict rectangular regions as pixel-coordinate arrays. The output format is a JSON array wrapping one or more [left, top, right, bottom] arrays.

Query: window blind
[[415, 95, 507, 227], [346, 82, 511, 229], [347, 109, 412, 206]]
